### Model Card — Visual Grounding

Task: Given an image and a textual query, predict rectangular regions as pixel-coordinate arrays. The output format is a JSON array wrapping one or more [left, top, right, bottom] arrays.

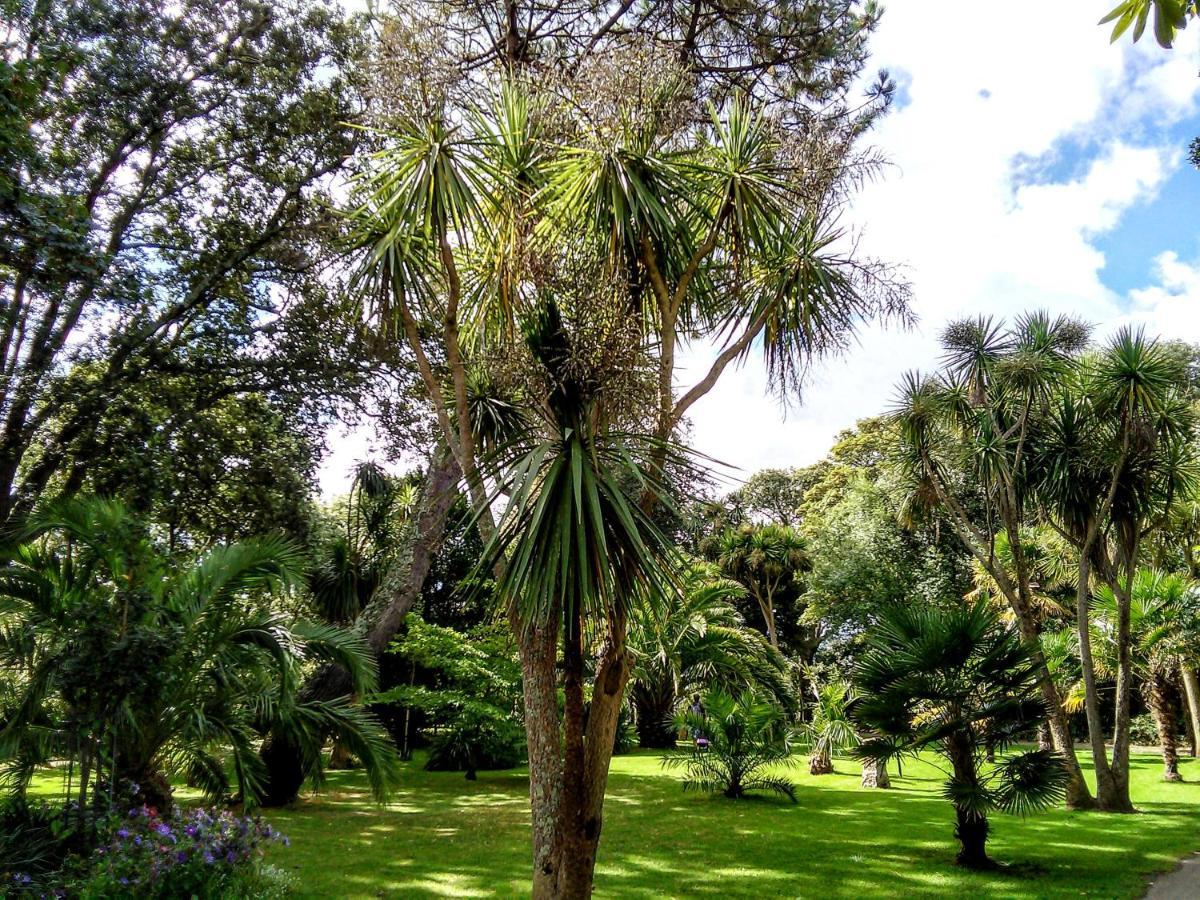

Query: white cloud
[[678, 3, 1200, 484]]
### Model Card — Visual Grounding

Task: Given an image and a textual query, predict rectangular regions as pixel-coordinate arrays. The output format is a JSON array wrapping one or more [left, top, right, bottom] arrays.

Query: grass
[[225, 749, 1200, 899]]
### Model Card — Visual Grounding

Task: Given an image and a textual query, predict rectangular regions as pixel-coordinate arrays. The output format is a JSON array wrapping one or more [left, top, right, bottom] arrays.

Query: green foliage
[[662, 688, 797, 802], [714, 523, 810, 652], [1101, 0, 1197, 47], [476, 300, 685, 633], [377, 617, 524, 776], [0, 497, 398, 811], [627, 563, 793, 748], [852, 602, 1067, 866], [0, 0, 374, 526], [803, 682, 858, 772]]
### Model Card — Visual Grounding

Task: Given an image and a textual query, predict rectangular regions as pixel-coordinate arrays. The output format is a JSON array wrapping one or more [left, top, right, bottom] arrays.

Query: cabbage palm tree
[[348, 57, 905, 898], [1034, 328, 1199, 809], [626, 563, 792, 748], [716, 523, 808, 650], [852, 601, 1067, 869], [0, 498, 397, 816], [892, 312, 1093, 809]]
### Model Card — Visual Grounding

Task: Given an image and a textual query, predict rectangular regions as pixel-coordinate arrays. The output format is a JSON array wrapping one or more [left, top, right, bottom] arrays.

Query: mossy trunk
[[257, 447, 461, 806]]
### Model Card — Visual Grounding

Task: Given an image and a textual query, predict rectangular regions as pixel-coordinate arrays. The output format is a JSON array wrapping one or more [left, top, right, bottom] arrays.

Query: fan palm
[[1093, 569, 1200, 781], [626, 563, 792, 748], [663, 687, 797, 803], [851, 601, 1067, 869], [0, 498, 397, 815]]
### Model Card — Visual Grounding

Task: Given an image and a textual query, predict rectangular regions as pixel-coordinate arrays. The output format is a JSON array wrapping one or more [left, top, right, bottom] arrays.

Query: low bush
[[4, 805, 289, 899]]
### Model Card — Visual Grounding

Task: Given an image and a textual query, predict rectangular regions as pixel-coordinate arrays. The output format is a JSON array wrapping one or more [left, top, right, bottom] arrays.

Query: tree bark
[[1075, 554, 1121, 808], [1147, 672, 1182, 782], [948, 734, 992, 869], [809, 750, 833, 775], [1107, 569, 1137, 812], [257, 446, 462, 806], [860, 757, 890, 788], [1181, 666, 1200, 758], [519, 616, 565, 900]]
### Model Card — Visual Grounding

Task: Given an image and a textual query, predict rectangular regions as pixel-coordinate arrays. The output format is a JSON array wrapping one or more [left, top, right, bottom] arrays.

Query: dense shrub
[[4, 805, 290, 899]]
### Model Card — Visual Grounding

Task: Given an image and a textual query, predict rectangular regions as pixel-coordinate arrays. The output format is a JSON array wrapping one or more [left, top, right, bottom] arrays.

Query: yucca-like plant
[[0, 498, 398, 815], [663, 688, 797, 803], [851, 601, 1066, 869]]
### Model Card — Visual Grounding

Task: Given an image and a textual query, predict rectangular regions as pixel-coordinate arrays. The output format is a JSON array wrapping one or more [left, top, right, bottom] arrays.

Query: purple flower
[[134, 835, 143, 846], [117, 828, 129, 839], [225, 850, 236, 863], [176, 851, 188, 864], [203, 851, 214, 865], [185, 825, 197, 837], [156, 823, 172, 836]]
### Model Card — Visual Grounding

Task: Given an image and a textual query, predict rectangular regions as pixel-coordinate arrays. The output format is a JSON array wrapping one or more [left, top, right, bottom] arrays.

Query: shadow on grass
[[267, 750, 1200, 899]]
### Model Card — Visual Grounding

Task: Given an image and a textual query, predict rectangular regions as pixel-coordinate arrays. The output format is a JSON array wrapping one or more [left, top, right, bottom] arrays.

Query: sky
[[317, 2, 1200, 498]]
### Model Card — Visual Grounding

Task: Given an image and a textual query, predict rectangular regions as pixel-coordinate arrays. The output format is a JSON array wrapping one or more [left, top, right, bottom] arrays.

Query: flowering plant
[[73, 805, 289, 899]]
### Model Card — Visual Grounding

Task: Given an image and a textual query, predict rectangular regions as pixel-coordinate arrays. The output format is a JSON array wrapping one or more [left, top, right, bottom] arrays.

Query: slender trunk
[[860, 757, 890, 788], [947, 733, 992, 869], [572, 619, 633, 897], [1108, 570, 1137, 812], [1075, 554, 1119, 808], [257, 447, 461, 806], [1181, 666, 1200, 758], [1147, 672, 1182, 782], [560, 609, 589, 898]]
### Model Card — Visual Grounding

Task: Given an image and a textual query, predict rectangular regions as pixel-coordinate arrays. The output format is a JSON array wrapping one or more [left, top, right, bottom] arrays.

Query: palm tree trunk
[[520, 616, 565, 900], [523, 610, 632, 900], [1147, 672, 1182, 782], [947, 733, 992, 869], [809, 749, 833, 775], [1181, 666, 1200, 757], [860, 758, 890, 788], [999, 515, 1093, 810]]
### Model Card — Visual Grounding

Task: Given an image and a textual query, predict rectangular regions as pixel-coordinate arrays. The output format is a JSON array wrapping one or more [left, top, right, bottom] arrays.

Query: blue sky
[[319, 2, 1200, 497]]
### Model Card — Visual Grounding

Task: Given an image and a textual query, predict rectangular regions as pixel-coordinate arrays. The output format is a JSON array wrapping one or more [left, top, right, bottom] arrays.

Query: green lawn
[[241, 750, 1200, 899]]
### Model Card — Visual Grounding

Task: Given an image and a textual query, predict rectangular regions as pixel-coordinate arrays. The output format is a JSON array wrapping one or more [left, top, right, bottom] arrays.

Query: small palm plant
[[663, 688, 797, 803], [851, 601, 1067, 869], [804, 681, 858, 775]]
